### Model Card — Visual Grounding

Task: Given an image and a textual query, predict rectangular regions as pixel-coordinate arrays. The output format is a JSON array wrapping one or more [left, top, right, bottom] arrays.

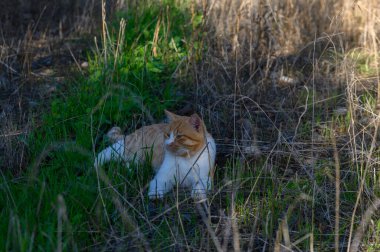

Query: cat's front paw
[[148, 179, 172, 200], [148, 189, 165, 200], [191, 189, 207, 202], [191, 183, 208, 202]]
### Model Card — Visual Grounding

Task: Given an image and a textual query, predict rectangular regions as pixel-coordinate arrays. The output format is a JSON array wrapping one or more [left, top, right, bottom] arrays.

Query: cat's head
[[163, 110, 207, 157]]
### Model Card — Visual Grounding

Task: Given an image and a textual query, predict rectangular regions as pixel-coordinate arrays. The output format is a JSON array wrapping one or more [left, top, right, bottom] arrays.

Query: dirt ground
[[0, 0, 102, 172]]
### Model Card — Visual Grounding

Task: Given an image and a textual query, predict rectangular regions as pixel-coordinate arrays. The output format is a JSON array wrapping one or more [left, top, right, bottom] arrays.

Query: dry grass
[[187, 0, 380, 250]]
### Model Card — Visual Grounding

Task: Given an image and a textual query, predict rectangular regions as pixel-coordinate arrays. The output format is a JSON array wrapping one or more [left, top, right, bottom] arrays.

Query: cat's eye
[[176, 134, 184, 139], [164, 132, 170, 138]]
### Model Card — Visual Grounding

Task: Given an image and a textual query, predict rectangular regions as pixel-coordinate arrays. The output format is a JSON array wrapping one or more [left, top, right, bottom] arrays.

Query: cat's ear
[[189, 113, 202, 132], [165, 110, 178, 122]]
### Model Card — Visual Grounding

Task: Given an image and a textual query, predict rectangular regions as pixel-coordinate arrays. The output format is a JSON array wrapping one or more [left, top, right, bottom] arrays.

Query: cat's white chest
[[154, 135, 216, 189], [163, 153, 198, 187], [148, 134, 216, 199]]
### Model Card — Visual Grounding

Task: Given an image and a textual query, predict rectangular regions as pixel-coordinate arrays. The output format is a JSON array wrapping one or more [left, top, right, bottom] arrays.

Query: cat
[[94, 110, 216, 201]]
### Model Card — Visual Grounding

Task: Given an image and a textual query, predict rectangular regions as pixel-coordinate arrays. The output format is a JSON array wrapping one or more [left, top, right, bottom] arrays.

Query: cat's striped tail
[[94, 140, 125, 169], [106, 127, 124, 143], [94, 126, 125, 169]]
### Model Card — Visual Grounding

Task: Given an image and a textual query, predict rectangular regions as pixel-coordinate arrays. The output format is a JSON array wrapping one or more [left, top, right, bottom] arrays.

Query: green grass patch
[[0, 2, 196, 250]]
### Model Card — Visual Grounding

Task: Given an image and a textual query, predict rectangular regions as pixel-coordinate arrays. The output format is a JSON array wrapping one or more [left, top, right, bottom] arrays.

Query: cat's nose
[[167, 142, 177, 149]]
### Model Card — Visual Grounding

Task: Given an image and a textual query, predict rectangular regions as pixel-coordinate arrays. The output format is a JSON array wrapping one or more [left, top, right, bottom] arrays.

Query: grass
[[1, 0, 380, 251], [1, 1, 193, 250]]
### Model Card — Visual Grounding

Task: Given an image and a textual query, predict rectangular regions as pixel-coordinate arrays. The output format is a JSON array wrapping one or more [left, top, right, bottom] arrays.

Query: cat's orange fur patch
[[114, 110, 208, 170]]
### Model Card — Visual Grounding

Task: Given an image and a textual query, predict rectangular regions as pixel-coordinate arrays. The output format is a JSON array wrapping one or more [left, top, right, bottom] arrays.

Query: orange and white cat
[[94, 110, 216, 200]]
